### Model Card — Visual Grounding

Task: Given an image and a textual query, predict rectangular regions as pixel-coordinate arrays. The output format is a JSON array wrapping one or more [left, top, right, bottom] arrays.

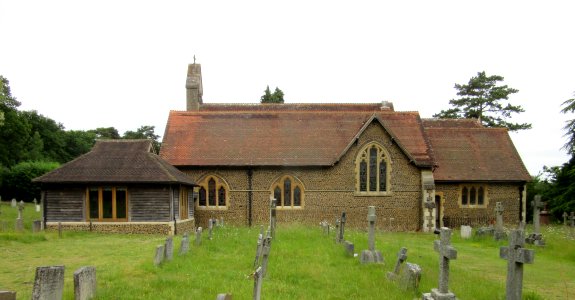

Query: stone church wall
[[182, 122, 425, 231]]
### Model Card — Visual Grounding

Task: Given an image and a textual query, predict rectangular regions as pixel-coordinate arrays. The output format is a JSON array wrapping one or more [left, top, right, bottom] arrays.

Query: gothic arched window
[[270, 175, 304, 208], [355, 142, 391, 195], [197, 175, 229, 209]]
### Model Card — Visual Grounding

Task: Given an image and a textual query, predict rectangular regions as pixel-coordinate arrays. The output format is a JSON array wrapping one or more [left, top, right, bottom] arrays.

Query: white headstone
[[460, 225, 472, 239]]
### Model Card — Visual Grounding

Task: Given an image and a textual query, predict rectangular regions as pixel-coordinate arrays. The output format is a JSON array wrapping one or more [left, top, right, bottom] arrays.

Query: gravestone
[[424, 198, 436, 233], [334, 218, 340, 243], [216, 293, 232, 300], [154, 245, 165, 266], [0, 291, 17, 300], [165, 237, 174, 261], [526, 195, 545, 245], [423, 227, 458, 300], [195, 227, 203, 246], [360, 206, 384, 264], [74, 266, 96, 300], [180, 232, 190, 255], [460, 225, 472, 239], [476, 226, 495, 237], [253, 226, 264, 268], [34, 198, 40, 212], [253, 266, 263, 300], [269, 197, 277, 239], [500, 229, 535, 300], [208, 219, 214, 240], [260, 233, 272, 278], [32, 265, 65, 300], [338, 212, 346, 244], [570, 212, 575, 227], [400, 262, 422, 292], [494, 202, 507, 241], [11, 198, 16, 207], [387, 247, 408, 281], [563, 212, 569, 226], [33, 220, 42, 233], [15, 200, 25, 232], [343, 240, 354, 257]]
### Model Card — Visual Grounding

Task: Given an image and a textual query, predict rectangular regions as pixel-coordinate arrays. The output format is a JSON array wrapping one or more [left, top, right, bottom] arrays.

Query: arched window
[[355, 142, 391, 195], [460, 184, 488, 208], [197, 175, 229, 209], [270, 175, 304, 208]]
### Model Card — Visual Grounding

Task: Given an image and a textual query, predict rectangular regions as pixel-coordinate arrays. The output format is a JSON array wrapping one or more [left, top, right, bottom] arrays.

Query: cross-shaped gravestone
[[260, 232, 272, 278], [563, 212, 569, 226], [387, 247, 408, 281], [494, 202, 506, 240], [430, 227, 458, 299], [17, 200, 25, 219], [500, 229, 534, 300], [339, 212, 346, 244], [253, 226, 264, 268], [532, 195, 544, 234], [15, 200, 25, 232], [269, 197, 277, 239], [570, 212, 575, 227], [360, 206, 384, 264], [424, 199, 436, 233]]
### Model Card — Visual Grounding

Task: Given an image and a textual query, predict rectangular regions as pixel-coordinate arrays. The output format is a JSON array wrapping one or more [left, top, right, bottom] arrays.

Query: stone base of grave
[[360, 250, 383, 264], [422, 288, 457, 300], [525, 233, 545, 246], [494, 230, 507, 241], [399, 262, 421, 291], [475, 226, 495, 237], [0, 290, 17, 300]]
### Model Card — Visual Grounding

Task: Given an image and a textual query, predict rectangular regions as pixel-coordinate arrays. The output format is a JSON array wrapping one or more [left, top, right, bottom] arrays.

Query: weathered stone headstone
[[476, 226, 495, 237], [216, 293, 232, 300], [500, 229, 535, 300], [570, 212, 575, 227], [460, 225, 472, 239], [15, 200, 25, 232], [387, 247, 408, 281], [208, 219, 214, 240], [338, 211, 346, 244], [334, 218, 340, 243], [563, 212, 569, 226], [253, 227, 264, 268], [423, 227, 458, 300], [494, 202, 507, 241], [74, 266, 96, 300], [11, 198, 16, 207], [0, 290, 17, 300], [195, 227, 203, 246], [180, 232, 190, 255], [343, 240, 354, 257], [165, 236, 174, 261], [360, 206, 384, 264], [526, 195, 545, 246], [154, 245, 165, 266], [252, 266, 263, 300], [260, 233, 272, 278], [32, 265, 65, 300], [400, 262, 422, 292], [269, 197, 277, 239], [33, 220, 42, 233]]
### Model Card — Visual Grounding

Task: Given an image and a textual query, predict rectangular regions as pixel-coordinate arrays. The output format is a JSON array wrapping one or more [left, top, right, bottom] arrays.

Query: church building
[[159, 63, 531, 230]]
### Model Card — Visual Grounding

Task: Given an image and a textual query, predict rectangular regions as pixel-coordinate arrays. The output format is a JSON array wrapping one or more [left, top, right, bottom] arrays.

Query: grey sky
[[1, 1, 573, 175]]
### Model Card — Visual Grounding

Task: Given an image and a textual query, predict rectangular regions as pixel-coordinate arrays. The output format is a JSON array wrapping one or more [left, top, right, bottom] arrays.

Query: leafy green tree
[[260, 85, 284, 103], [89, 127, 121, 139], [433, 71, 531, 131], [63, 130, 96, 161], [21, 110, 68, 162], [0, 161, 59, 201], [561, 93, 575, 154], [123, 125, 161, 153]]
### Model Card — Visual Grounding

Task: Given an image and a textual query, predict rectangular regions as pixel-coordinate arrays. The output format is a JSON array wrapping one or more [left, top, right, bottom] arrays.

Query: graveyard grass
[[1, 202, 574, 299]]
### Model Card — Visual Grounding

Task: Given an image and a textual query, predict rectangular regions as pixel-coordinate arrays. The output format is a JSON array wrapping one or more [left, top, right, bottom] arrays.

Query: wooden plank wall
[[46, 187, 85, 221], [130, 186, 171, 221]]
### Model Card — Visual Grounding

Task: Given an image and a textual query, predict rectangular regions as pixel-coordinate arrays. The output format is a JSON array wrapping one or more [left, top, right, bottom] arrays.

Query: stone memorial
[[216, 293, 232, 300], [387, 247, 408, 281], [334, 218, 340, 243], [460, 225, 472, 239], [208, 219, 214, 240], [269, 197, 277, 239], [253, 226, 264, 268], [343, 240, 354, 257], [154, 245, 165, 266], [0, 290, 17, 300], [570, 212, 575, 227], [360, 206, 384, 264], [32, 265, 65, 300], [15, 200, 25, 232], [11, 198, 16, 207], [74, 266, 96, 300], [195, 227, 203, 246], [500, 229, 534, 300], [260, 233, 272, 278], [338, 211, 347, 244], [34, 198, 41, 212], [494, 202, 507, 241], [165, 236, 174, 261], [423, 227, 458, 300], [526, 195, 545, 245], [180, 232, 190, 255], [33, 220, 42, 233], [400, 262, 422, 292], [563, 212, 569, 226], [253, 266, 263, 300]]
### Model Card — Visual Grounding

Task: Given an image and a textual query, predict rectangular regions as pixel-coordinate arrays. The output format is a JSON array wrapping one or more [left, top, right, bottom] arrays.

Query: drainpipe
[[248, 169, 253, 227]]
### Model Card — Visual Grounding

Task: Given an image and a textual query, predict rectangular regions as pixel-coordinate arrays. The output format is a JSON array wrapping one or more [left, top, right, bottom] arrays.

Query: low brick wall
[[45, 219, 195, 235]]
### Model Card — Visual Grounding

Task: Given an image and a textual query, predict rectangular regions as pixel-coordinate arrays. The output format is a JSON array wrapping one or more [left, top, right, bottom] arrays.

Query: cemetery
[[1, 201, 574, 299]]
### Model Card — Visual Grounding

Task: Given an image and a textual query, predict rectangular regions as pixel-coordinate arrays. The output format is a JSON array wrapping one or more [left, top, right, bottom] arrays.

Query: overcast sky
[[1, 1, 573, 175]]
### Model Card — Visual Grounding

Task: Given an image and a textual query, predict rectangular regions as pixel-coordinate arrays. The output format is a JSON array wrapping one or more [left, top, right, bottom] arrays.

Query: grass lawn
[[1, 202, 574, 299]]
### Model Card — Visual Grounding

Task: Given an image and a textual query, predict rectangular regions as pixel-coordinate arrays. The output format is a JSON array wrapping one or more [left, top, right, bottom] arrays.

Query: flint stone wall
[[45, 219, 194, 235]]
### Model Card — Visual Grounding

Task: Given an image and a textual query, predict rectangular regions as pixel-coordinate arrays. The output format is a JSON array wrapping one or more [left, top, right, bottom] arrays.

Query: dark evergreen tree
[[260, 85, 284, 103]]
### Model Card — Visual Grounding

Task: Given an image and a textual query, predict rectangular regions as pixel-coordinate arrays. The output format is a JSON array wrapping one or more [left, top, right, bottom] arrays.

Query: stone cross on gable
[[500, 229, 534, 300], [431, 227, 458, 299]]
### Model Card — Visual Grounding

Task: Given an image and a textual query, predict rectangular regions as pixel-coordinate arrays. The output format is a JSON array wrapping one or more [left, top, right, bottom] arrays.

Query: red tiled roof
[[34, 140, 196, 185], [423, 119, 531, 181], [160, 105, 433, 167]]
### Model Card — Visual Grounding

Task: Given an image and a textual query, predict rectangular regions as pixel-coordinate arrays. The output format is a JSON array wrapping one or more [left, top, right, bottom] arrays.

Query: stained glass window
[[379, 158, 387, 192], [360, 160, 367, 192], [208, 178, 216, 206], [274, 187, 282, 206], [294, 187, 301, 206], [284, 179, 292, 207], [356, 143, 389, 194], [461, 187, 468, 205], [369, 147, 377, 192], [470, 187, 476, 205], [218, 186, 226, 206], [478, 187, 484, 205], [199, 187, 206, 206]]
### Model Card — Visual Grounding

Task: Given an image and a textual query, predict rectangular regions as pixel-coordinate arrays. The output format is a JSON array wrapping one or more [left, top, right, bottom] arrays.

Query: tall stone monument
[[500, 229, 534, 300], [360, 206, 384, 264], [526, 195, 545, 245], [423, 227, 458, 300], [494, 202, 507, 240]]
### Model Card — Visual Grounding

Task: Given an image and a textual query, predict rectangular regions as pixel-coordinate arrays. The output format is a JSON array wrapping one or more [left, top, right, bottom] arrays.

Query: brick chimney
[[186, 63, 203, 111]]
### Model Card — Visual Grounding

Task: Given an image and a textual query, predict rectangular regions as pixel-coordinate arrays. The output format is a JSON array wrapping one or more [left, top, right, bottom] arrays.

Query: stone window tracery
[[460, 184, 488, 208], [271, 175, 304, 209], [197, 175, 229, 209], [355, 142, 391, 195]]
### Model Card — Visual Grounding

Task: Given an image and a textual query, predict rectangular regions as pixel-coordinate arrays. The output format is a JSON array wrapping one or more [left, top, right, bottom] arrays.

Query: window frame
[[270, 175, 304, 209], [196, 175, 229, 210], [179, 186, 190, 220], [86, 186, 129, 222], [459, 184, 488, 208], [355, 142, 392, 196]]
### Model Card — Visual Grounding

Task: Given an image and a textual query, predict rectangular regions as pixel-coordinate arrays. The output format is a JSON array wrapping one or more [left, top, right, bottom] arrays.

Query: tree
[[0, 161, 59, 201], [260, 85, 284, 104], [561, 93, 575, 154], [89, 127, 121, 139], [433, 71, 531, 131], [123, 125, 161, 153]]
